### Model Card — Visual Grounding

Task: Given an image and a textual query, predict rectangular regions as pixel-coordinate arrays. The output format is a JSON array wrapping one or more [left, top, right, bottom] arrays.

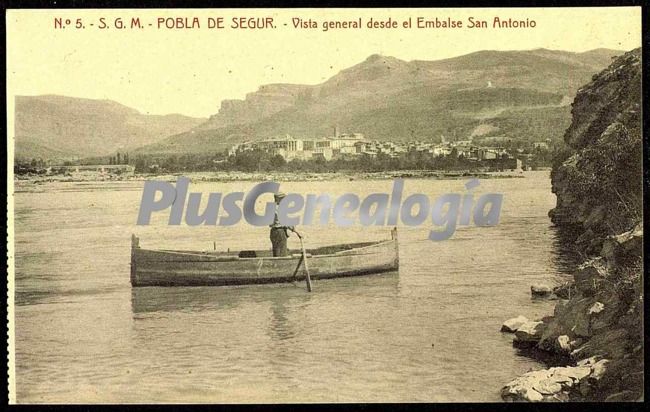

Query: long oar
[[290, 254, 304, 281], [291, 229, 312, 292]]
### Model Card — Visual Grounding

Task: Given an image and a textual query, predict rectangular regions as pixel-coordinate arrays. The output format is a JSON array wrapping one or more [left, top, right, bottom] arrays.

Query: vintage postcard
[[6, 7, 643, 403]]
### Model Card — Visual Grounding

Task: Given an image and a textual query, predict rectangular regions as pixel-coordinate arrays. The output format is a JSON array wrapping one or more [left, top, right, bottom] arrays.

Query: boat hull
[[130, 229, 399, 287]]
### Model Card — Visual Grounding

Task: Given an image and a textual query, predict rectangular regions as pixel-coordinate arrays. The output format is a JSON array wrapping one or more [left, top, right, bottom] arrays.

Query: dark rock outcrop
[[549, 48, 642, 243]]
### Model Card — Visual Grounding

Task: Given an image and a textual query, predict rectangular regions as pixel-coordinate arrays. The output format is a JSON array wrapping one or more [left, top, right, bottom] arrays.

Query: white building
[[327, 133, 366, 150], [258, 135, 304, 160]]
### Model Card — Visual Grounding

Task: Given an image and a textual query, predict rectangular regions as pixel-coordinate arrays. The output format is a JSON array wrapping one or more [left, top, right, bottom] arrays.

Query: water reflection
[[130, 272, 400, 315], [549, 224, 583, 275], [268, 297, 296, 341]]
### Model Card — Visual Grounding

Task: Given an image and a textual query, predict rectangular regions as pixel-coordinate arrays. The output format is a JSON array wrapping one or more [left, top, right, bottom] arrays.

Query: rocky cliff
[[501, 48, 643, 402], [549, 48, 642, 252], [201, 83, 315, 129]]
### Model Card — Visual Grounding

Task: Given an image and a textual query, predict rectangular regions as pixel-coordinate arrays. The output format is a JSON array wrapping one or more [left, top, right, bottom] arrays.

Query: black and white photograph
[[6, 6, 644, 403]]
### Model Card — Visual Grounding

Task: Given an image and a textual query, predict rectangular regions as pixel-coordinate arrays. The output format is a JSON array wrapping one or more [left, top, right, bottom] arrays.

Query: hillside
[[138, 48, 622, 155], [14, 95, 206, 160]]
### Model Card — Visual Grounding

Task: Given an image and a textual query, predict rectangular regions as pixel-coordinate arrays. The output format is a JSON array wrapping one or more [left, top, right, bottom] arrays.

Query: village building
[[229, 131, 367, 161]]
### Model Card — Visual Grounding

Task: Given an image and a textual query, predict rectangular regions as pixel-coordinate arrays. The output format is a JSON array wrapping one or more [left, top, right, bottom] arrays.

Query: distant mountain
[[14, 95, 206, 160], [137, 48, 623, 155]]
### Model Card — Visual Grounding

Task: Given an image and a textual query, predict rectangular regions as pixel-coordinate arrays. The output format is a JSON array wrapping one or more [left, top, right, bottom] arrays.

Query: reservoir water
[[13, 171, 577, 402]]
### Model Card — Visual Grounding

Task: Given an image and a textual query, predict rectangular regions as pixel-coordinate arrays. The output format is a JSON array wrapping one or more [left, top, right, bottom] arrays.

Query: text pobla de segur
[[90, 16, 537, 31]]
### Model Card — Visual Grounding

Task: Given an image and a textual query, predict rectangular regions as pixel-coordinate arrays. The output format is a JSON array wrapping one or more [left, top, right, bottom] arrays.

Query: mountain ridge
[[13, 48, 624, 159], [137, 47, 623, 155]]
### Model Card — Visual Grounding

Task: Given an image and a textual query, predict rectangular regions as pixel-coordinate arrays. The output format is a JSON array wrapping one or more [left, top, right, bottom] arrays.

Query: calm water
[[13, 171, 577, 403]]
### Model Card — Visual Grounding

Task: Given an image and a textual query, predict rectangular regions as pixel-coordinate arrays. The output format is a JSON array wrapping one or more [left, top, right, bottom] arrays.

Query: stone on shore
[[531, 284, 553, 297], [514, 321, 546, 344], [501, 363, 604, 402], [501, 315, 529, 333]]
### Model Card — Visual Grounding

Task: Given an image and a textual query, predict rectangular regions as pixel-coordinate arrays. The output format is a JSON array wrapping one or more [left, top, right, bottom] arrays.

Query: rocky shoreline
[[499, 49, 643, 402]]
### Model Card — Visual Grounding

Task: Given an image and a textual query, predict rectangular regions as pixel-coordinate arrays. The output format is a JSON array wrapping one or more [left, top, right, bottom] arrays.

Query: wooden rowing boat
[[130, 228, 399, 287]]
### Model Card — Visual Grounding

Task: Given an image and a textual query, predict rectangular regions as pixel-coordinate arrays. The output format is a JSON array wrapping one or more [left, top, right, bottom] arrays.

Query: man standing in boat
[[270, 192, 294, 257]]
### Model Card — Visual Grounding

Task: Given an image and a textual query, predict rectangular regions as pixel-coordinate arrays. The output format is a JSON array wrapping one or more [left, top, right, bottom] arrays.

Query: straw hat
[[274, 192, 286, 201]]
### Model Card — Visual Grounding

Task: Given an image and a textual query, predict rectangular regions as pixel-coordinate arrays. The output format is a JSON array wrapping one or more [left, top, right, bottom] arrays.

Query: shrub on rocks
[[553, 282, 576, 299]]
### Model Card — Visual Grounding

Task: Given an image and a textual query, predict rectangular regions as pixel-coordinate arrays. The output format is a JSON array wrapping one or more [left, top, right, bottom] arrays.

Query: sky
[[6, 7, 642, 118]]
